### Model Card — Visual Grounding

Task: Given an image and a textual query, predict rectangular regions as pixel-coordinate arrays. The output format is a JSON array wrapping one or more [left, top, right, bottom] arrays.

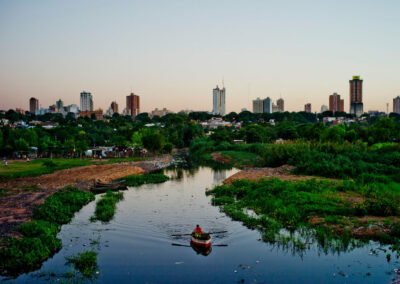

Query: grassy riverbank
[[0, 187, 94, 276], [0, 159, 92, 179], [207, 177, 400, 252]]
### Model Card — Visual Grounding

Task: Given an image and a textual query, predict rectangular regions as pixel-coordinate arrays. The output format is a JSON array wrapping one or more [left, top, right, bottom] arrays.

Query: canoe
[[91, 180, 127, 193], [191, 232, 212, 248]]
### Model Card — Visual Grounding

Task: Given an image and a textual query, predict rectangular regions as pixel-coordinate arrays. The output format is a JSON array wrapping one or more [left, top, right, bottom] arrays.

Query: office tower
[[263, 97, 272, 113], [126, 93, 140, 119], [394, 96, 400, 114], [252, 98, 263, 113], [272, 103, 279, 113], [56, 99, 64, 110], [349, 76, 363, 117], [329, 93, 344, 113], [321, 105, 329, 112], [212, 85, 226, 116], [304, 103, 311, 113], [111, 101, 119, 113], [29, 97, 39, 114], [277, 98, 284, 112], [80, 91, 93, 111]]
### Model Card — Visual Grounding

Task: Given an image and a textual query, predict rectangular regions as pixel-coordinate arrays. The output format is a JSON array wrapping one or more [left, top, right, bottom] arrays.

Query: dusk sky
[[1, 0, 399, 113]]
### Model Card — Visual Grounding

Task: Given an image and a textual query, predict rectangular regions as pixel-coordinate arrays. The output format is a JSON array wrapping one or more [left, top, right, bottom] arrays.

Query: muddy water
[[5, 167, 400, 283]]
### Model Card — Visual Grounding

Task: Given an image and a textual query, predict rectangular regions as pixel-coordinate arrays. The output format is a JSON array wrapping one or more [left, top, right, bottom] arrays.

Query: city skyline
[[1, 1, 400, 113]]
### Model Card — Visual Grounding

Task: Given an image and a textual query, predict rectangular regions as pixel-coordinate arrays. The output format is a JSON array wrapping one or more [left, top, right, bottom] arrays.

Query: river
[[4, 167, 400, 283]]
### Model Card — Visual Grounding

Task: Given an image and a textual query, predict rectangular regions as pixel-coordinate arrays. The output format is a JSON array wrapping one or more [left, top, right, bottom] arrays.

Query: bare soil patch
[[224, 165, 332, 184]]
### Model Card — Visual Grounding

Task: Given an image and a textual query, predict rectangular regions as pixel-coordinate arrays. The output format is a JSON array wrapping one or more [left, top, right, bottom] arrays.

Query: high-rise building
[[321, 105, 329, 112], [126, 93, 140, 119], [394, 96, 400, 114], [304, 103, 311, 113], [263, 97, 272, 113], [111, 101, 119, 113], [277, 98, 284, 112], [80, 91, 93, 111], [56, 99, 64, 111], [329, 93, 344, 113], [29, 97, 39, 114], [252, 98, 263, 113], [212, 86, 226, 116], [272, 103, 279, 113], [349, 76, 363, 117]]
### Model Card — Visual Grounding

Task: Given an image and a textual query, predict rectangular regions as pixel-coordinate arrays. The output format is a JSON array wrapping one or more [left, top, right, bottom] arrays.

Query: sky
[[1, 0, 399, 114]]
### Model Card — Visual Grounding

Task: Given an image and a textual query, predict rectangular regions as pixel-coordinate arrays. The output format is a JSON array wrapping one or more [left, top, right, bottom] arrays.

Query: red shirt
[[195, 227, 202, 234]]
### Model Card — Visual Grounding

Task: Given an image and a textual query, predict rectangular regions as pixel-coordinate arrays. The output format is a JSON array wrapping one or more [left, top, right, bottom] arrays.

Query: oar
[[172, 243, 191, 247], [171, 230, 228, 237]]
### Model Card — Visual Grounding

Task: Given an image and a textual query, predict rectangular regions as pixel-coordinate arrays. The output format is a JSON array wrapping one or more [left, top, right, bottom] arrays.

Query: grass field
[[0, 156, 150, 179], [0, 159, 92, 179], [219, 150, 262, 167]]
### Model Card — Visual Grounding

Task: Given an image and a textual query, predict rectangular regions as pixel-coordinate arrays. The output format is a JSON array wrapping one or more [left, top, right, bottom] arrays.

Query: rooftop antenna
[[222, 77, 225, 88], [387, 103, 389, 115]]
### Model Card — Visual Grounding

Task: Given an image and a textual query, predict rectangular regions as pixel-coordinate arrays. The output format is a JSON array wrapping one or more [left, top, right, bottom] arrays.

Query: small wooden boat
[[191, 232, 212, 248], [91, 180, 127, 193]]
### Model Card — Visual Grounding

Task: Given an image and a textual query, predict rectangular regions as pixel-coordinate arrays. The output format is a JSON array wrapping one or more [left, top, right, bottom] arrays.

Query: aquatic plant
[[121, 173, 169, 187], [65, 250, 98, 278], [207, 177, 400, 254], [0, 187, 94, 276], [91, 191, 124, 222]]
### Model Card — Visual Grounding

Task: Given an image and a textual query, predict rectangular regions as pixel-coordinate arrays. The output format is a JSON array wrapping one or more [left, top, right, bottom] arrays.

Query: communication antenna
[[387, 103, 389, 114], [222, 77, 225, 88]]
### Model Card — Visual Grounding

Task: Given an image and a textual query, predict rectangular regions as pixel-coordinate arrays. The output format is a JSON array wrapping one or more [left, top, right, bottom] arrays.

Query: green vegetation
[[207, 178, 400, 252], [65, 251, 98, 278], [0, 158, 91, 179], [121, 173, 170, 187], [91, 191, 124, 222], [0, 187, 94, 275]]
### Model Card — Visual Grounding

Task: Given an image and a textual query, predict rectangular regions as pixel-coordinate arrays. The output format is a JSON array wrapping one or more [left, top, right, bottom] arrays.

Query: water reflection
[[191, 243, 212, 256], [213, 170, 226, 183]]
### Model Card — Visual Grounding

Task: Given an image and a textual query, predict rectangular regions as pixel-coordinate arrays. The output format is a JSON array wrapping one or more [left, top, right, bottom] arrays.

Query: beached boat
[[91, 180, 127, 193], [191, 232, 212, 248]]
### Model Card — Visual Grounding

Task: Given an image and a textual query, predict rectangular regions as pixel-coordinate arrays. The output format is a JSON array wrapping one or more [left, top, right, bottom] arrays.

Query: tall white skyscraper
[[212, 85, 226, 116], [80, 91, 93, 111]]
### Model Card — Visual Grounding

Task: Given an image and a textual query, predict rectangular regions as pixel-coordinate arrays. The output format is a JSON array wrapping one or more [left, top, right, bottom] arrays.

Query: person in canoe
[[194, 225, 202, 238]]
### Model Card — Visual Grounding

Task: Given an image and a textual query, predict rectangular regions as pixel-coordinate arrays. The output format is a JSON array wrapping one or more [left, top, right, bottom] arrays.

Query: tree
[[15, 138, 29, 151], [141, 129, 165, 153]]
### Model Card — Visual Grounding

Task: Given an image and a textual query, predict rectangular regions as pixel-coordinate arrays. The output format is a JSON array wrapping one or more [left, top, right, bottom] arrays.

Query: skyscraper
[[304, 103, 311, 113], [252, 98, 263, 113], [80, 91, 93, 111], [126, 93, 140, 119], [212, 86, 226, 116], [263, 97, 272, 113], [277, 98, 284, 112], [321, 105, 329, 112], [111, 101, 119, 113], [349, 76, 363, 117], [394, 96, 400, 114], [329, 93, 344, 113], [29, 97, 39, 114], [56, 99, 64, 110]]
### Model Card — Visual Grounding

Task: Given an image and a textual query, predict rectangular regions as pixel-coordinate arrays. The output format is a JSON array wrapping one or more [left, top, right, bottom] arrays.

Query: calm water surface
[[5, 167, 400, 283]]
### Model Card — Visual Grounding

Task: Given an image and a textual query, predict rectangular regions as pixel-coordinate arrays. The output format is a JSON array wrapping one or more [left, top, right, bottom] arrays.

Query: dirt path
[[223, 165, 333, 184], [0, 155, 172, 237]]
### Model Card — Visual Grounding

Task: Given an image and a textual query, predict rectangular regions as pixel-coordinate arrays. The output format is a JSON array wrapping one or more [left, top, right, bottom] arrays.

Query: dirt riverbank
[[0, 155, 172, 237]]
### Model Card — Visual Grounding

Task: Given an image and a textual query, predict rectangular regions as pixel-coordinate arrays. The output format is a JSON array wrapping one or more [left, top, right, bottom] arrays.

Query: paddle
[[171, 230, 228, 237], [171, 243, 228, 247]]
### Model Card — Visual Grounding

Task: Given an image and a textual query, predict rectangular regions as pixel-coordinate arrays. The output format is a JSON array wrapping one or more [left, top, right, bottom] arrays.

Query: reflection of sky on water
[[3, 167, 399, 284]]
